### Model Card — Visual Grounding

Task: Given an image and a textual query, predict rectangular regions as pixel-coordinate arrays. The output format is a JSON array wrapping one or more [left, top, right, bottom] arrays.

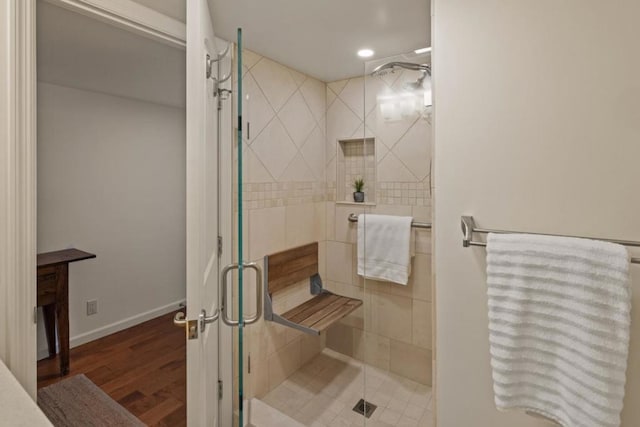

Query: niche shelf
[[336, 138, 376, 204]]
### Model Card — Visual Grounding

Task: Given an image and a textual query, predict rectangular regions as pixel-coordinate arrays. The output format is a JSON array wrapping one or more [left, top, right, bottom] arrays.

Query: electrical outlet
[[86, 300, 98, 316]]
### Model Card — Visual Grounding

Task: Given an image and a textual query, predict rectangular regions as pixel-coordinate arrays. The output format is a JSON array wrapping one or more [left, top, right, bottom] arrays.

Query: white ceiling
[[209, 0, 430, 82], [134, 0, 430, 82], [37, 1, 186, 108]]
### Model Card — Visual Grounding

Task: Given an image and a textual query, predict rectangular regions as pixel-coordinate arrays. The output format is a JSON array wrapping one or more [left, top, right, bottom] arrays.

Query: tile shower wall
[[324, 71, 433, 385], [236, 50, 433, 400], [236, 50, 328, 400]]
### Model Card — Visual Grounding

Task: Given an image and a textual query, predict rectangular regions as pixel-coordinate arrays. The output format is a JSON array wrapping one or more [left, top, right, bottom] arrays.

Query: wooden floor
[[38, 311, 186, 426]]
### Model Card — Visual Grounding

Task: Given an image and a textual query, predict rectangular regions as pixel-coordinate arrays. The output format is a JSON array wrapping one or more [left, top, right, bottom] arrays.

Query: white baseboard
[[37, 299, 186, 361]]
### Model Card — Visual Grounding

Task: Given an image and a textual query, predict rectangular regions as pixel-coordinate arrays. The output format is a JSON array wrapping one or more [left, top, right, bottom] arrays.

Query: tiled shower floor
[[260, 348, 434, 427]]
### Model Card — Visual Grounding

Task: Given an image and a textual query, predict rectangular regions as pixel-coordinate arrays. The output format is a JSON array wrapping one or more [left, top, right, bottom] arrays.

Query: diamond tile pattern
[[251, 118, 298, 180], [243, 72, 275, 143], [251, 56, 298, 112], [300, 78, 326, 123], [243, 50, 326, 183], [327, 70, 433, 188], [326, 97, 361, 163], [301, 126, 326, 180], [393, 117, 432, 181], [279, 91, 316, 148]]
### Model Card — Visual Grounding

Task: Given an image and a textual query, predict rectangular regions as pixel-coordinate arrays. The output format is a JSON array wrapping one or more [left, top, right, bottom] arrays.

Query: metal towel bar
[[461, 215, 640, 264], [348, 213, 432, 229]]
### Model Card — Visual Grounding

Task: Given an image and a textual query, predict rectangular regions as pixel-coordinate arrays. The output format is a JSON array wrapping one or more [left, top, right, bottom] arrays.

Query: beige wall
[[434, 0, 640, 425], [237, 50, 328, 398], [324, 71, 433, 385]]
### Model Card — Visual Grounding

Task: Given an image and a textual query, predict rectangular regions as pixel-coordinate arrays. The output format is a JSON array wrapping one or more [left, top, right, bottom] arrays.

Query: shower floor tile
[[261, 348, 434, 427]]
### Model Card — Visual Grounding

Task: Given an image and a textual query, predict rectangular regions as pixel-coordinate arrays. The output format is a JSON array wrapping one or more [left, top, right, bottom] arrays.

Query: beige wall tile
[[268, 338, 302, 390], [325, 202, 335, 240], [279, 91, 316, 148], [415, 230, 432, 254], [339, 78, 365, 120], [326, 241, 353, 283], [286, 326, 304, 344], [300, 77, 326, 124], [371, 204, 412, 216], [326, 322, 354, 356], [252, 119, 298, 180], [249, 206, 286, 260], [381, 276, 413, 299], [390, 340, 432, 385], [409, 253, 432, 302], [285, 203, 316, 247], [313, 201, 326, 243], [300, 334, 323, 365], [412, 299, 432, 350], [377, 152, 416, 182], [318, 240, 327, 280], [326, 147, 337, 180], [353, 330, 390, 371], [264, 322, 288, 357], [251, 359, 269, 399], [367, 290, 413, 344], [363, 279, 390, 295], [334, 204, 361, 243], [412, 205, 432, 223], [251, 57, 297, 112]]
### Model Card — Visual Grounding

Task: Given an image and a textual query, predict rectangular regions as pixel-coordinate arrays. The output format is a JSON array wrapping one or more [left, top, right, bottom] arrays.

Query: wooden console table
[[37, 248, 96, 376]]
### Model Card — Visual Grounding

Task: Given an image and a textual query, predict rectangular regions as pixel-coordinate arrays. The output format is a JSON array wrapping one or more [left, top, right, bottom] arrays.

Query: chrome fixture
[[348, 213, 432, 230], [461, 216, 640, 264], [371, 61, 431, 90], [206, 42, 231, 79], [173, 308, 219, 339], [220, 262, 262, 326], [206, 42, 233, 104]]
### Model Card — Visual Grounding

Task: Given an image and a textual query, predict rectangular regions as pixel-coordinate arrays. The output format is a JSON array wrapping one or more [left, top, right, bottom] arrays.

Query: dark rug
[[38, 374, 145, 427]]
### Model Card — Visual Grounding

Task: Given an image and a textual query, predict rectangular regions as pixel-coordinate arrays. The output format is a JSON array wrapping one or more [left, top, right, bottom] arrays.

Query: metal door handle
[[173, 308, 219, 339], [221, 262, 262, 326], [173, 311, 187, 326]]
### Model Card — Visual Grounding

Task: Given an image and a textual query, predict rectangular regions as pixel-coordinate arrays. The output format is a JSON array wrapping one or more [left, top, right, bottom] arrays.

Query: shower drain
[[352, 399, 377, 418]]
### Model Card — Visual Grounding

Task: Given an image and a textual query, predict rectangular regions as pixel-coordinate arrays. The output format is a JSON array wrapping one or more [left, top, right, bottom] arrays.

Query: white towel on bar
[[486, 232, 632, 427], [357, 214, 414, 285]]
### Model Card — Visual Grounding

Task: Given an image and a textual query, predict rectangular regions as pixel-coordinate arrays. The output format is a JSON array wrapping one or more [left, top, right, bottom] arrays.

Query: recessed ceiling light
[[414, 47, 432, 54], [357, 49, 374, 58]]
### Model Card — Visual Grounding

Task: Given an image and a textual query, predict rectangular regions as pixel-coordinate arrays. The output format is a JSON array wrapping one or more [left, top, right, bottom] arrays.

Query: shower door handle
[[220, 262, 263, 326]]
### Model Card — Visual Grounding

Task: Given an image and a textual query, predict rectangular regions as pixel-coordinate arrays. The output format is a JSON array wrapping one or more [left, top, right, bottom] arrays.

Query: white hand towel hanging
[[357, 214, 414, 285], [486, 232, 631, 427]]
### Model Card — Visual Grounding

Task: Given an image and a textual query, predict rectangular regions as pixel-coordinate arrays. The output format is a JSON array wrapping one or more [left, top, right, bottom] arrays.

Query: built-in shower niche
[[336, 137, 376, 205]]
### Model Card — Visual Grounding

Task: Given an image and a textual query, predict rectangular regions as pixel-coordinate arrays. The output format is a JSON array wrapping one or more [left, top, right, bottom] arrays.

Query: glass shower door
[[223, 28, 262, 427], [360, 50, 434, 426]]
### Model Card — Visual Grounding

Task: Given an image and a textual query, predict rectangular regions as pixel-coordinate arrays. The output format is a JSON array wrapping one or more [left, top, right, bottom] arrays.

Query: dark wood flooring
[[38, 311, 186, 426]]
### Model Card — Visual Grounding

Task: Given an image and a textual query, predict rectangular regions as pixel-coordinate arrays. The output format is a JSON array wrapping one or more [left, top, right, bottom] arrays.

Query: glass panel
[[232, 28, 259, 427], [361, 50, 433, 426], [230, 28, 250, 427]]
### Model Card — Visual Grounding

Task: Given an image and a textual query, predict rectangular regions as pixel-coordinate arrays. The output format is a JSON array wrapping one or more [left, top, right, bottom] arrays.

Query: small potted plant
[[353, 178, 365, 203]]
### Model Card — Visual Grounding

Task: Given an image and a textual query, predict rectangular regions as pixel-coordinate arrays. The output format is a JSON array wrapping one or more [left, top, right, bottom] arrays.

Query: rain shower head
[[371, 61, 431, 91], [371, 61, 431, 77]]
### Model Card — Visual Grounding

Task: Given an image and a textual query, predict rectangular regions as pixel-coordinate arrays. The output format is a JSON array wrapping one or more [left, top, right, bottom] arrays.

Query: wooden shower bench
[[263, 242, 362, 335]]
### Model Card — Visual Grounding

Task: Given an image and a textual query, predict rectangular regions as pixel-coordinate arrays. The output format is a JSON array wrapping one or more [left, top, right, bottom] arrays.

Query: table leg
[[56, 264, 69, 376], [42, 304, 57, 358]]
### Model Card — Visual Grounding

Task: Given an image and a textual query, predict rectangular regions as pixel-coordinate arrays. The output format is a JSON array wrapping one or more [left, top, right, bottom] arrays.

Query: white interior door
[[185, 1, 230, 425]]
